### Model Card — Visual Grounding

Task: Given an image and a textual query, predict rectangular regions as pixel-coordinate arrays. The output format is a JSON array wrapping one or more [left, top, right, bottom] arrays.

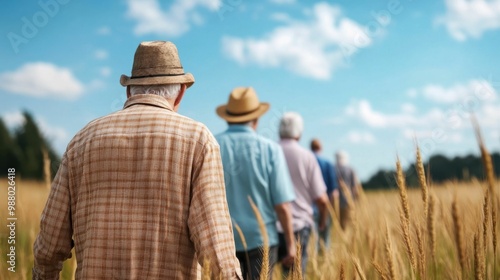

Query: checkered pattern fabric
[[33, 94, 242, 279]]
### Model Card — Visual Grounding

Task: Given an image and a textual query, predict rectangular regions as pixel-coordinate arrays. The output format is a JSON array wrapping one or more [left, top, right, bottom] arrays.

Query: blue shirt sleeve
[[269, 146, 295, 206], [324, 161, 336, 195]]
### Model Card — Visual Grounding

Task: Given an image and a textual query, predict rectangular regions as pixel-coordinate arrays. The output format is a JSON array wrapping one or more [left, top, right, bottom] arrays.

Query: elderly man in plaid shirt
[[33, 41, 242, 279]]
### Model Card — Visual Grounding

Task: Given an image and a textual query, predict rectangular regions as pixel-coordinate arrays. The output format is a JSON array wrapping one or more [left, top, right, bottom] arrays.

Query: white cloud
[[401, 128, 463, 143], [436, 0, 500, 41], [0, 62, 84, 100], [126, 0, 221, 37], [222, 2, 372, 80], [100, 67, 112, 77], [344, 130, 376, 144], [2, 111, 25, 128], [412, 79, 497, 104], [94, 49, 108, 60], [345, 99, 444, 128], [97, 26, 111, 35]]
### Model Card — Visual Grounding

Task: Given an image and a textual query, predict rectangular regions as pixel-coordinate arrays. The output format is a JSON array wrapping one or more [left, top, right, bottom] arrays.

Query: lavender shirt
[[278, 139, 327, 232]]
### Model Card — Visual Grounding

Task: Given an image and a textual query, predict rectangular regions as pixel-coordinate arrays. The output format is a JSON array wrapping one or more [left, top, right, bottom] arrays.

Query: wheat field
[[0, 127, 499, 279], [0, 177, 498, 279]]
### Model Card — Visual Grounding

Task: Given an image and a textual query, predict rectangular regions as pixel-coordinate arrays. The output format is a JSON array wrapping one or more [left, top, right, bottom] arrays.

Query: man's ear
[[173, 84, 187, 111]]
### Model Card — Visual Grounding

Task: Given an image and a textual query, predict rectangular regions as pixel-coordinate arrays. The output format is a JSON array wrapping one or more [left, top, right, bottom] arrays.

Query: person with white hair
[[278, 112, 329, 276], [335, 150, 361, 230], [33, 41, 242, 279]]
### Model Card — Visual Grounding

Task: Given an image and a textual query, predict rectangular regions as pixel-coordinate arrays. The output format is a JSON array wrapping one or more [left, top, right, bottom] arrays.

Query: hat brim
[[216, 103, 270, 123], [120, 73, 195, 88]]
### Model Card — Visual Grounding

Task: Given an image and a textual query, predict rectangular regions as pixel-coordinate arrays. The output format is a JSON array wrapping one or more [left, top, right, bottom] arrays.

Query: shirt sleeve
[[33, 154, 74, 279], [269, 146, 295, 206], [309, 155, 328, 200], [188, 142, 242, 279]]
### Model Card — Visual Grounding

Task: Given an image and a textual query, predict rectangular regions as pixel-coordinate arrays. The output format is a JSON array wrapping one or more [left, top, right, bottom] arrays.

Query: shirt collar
[[123, 94, 174, 111], [227, 124, 255, 133]]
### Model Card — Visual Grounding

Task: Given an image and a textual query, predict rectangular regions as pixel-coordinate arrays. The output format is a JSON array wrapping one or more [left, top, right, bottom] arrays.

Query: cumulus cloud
[[0, 62, 84, 100], [126, 0, 221, 37], [410, 79, 497, 104], [222, 2, 372, 80], [344, 130, 376, 144], [436, 0, 500, 41], [345, 99, 444, 128]]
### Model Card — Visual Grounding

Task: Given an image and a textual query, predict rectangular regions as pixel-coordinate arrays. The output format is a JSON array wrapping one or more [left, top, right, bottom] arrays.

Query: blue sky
[[1, 0, 500, 181]]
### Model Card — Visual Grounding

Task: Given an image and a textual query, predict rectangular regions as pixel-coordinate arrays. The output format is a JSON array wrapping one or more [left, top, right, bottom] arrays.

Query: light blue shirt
[[216, 125, 295, 251]]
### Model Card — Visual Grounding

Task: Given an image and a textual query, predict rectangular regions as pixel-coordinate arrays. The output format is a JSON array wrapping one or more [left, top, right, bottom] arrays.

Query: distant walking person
[[33, 41, 242, 279], [310, 139, 337, 250], [278, 113, 329, 276], [216, 87, 296, 280], [335, 150, 361, 230]]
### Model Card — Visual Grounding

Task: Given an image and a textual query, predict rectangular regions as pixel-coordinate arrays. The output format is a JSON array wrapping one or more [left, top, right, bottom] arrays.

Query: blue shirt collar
[[227, 124, 255, 133]]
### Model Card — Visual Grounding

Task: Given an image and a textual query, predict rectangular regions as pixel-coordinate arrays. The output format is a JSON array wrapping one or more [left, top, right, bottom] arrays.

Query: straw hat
[[216, 87, 270, 123], [120, 41, 195, 88]]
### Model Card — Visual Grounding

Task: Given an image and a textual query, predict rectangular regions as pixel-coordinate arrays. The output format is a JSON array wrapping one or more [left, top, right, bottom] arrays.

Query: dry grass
[[1, 126, 500, 279], [1, 177, 499, 279]]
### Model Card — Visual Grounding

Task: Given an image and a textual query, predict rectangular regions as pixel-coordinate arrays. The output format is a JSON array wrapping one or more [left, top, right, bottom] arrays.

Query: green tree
[[13, 111, 60, 179], [0, 118, 21, 173]]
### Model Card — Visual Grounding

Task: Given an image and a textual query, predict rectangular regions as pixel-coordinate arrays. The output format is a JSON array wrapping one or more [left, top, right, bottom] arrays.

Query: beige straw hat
[[120, 41, 195, 88], [216, 87, 270, 123]]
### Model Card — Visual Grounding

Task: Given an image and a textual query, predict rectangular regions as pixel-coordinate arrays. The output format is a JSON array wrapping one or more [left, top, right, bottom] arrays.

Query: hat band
[[131, 73, 186, 79], [226, 106, 260, 116]]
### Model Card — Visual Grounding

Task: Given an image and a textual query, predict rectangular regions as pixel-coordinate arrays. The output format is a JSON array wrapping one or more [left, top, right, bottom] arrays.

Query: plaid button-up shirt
[[33, 94, 242, 279]]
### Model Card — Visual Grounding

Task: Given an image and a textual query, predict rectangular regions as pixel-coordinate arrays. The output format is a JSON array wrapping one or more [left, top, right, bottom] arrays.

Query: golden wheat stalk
[[396, 157, 411, 223], [399, 210, 417, 273], [452, 196, 466, 273], [472, 116, 496, 200], [416, 225, 426, 280], [427, 193, 436, 261], [474, 230, 485, 280], [202, 258, 211, 280], [372, 261, 388, 280], [248, 197, 270, 280], [352, 256, 367, 280], [42, 147, 51, 189], [291, 237, 303, 280], [416, 145, 429, 219], [482, 189, 489, 256], [385, 223, 398, 280], [338, 177, 355, 210], [339, 261, 345, 280]]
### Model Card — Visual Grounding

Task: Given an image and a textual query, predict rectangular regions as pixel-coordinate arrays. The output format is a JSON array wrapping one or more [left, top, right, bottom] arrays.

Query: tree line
[[0, 111, 60, 180], [1, 111, 496, 188], [363, 152, 500, 189]]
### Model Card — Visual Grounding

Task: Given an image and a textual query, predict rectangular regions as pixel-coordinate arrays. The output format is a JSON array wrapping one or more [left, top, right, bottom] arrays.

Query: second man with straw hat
[[215, 87, 297, 280]]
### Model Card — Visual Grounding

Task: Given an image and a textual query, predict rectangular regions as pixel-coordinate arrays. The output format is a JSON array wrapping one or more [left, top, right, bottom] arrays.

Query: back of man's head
[[335, 150, 349, 166], [279, 112, 303, 139], [310, 139, 322, 152], [129, 84, 181, 100]]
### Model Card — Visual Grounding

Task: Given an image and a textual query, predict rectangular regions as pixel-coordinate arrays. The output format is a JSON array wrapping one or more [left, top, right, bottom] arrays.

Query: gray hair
[[279, 112, 304, 139], [335, 150, 349, 166], [129, 84, 181, 99]]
